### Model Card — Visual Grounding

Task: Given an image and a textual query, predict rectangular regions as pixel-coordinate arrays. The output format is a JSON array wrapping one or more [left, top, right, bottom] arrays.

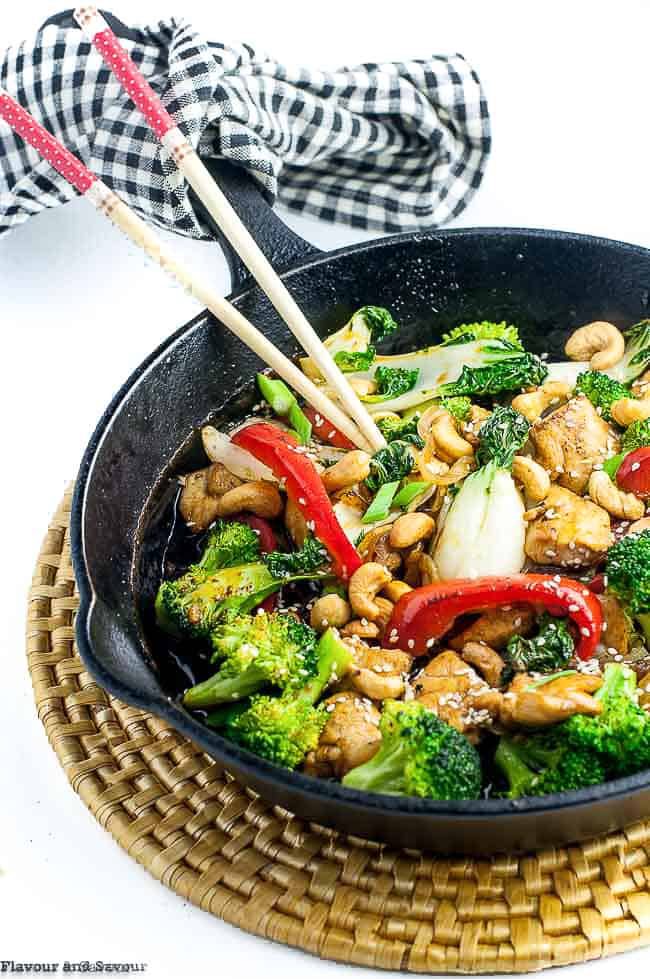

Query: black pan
[[69, 146, 650, 856]]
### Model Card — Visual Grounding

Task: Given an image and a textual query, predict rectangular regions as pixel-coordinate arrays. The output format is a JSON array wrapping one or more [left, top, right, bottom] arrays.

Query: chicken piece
[[412, 650, 502, 741], [529, 395, 619, 494], [461, 642, 505, 688], [450, 606, 535, 651], [303, 692, 381, 778], [500, 672, 602, 727], [525, 484, 612, 568], [343, 639, 412, 700]]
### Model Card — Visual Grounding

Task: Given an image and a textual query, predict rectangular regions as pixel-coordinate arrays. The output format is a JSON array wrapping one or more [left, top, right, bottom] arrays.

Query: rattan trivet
[[25, 489, 650, 973]]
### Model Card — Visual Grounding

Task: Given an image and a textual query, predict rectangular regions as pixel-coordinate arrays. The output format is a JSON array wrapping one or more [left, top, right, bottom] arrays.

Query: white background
[[2, 2, 650, 977]]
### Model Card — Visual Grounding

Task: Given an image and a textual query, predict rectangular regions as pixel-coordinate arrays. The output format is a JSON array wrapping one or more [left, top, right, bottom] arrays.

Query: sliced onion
[[201, 426, 277, 483]]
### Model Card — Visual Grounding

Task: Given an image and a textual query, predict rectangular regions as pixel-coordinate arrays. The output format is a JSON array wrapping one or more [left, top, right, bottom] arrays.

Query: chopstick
[[72, 6, 387, 454], [0, 88, 375, 451]]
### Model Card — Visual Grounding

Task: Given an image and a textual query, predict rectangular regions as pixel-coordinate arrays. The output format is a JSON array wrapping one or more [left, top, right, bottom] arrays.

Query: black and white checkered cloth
[[0, 16, 491, 239]]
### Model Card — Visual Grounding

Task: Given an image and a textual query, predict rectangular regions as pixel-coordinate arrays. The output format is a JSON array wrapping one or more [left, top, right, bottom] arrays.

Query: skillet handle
[[191, 158, 321, 293], [43, 9, 322, 294]]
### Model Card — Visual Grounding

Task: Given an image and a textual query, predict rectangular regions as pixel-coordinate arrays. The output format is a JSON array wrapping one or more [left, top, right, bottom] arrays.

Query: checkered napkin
[[0, 16, 491, 239]]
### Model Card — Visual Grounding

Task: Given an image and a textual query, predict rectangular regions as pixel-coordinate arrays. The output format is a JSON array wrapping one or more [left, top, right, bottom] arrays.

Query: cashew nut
[[588, 470, 645, 520], [382, 580, 412, 603], [373, 597, 394, 630], [215, 481, 283, 519], [389, 512, 435, 549], [512, 455, 551, 505], [611, 397, 650, 427], [341, 619, 380, 639], [511, 381, 572, 423], [310, 594, 352, 632], [348, 562, 393, 621], [321, 450, 371, 493], [565, 321, 625, 371], [285, 496, 308, 547], [429, 410, 474, 463], [348, 377, 376, 397]]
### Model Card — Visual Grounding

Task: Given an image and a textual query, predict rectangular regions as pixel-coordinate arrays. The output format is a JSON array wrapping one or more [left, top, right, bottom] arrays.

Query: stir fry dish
[[155, 309, 650, 801]]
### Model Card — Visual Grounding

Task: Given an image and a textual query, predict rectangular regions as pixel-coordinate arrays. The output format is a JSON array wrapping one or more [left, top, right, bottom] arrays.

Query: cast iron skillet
[[64, 14, 650, 854]]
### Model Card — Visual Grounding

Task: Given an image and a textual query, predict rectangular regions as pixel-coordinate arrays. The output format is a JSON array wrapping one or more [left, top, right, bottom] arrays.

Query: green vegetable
[[392, 481, 430, 509], [362, 365, 419, 402], [263, 534, 329, 579], [197, 519, 261, 573], [365, 440, 416, 492], [564, 664, 650, 777], [224, 628, 354, 768], [257, 373, 312, 444], [602, 453, 627, 479], [441, 320, 522, 348], [574, 371, 631, 421], [376, 414, 424, 448], [155, 562, 278, 639], [358, 305, 400, 342], [622, 418, 650, 452], [182, 611, 318, 708], [333, 347, 376, 372], [340, 337, 533, 413], [611, 320, 650, 383], [476, 406, 530, 468], [494, 731, 605, 798], [440, 396, 472, 422], [438, 351, 548, 399], [504, 613, 575, 681], [342, 700, 481, 800], [363, 481, 400, 524], [605, 529, 650, 645]]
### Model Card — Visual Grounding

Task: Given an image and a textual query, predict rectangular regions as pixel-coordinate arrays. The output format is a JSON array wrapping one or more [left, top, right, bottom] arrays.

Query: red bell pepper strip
[[386, 574, 603, 661], [232, 422, 362, 580], [616, 446, 650, 498], [302, 405, 356, 450]]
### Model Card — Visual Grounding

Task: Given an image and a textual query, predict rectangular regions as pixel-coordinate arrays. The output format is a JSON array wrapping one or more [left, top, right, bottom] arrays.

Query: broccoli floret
[[364, 365, 419, 402], [441, 320, 522, 348], [342, 701, 481, 800], [476, 406, 530, 468], [196, 519, 261, 573], [495, 730, 605, 798], [263, 534, 330, 579], [622, 418, 650, 452], [182, 611, 318, 708], [365, 440, 416, 492], [564, 663, 650, 777], [224, 627, 354, 768], [605, 529, 650, 644], [376, 414, 424, 448], [438, 352, 548, 399], [334, 347, 376, 372], [155, 562, 276, 639], [574, 371, 632, 421], [503, 613, 575, 680], [440, 396, 472, 422]]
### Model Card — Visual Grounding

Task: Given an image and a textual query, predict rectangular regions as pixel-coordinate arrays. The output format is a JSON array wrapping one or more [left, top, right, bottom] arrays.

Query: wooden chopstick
[[0, 88, 375, 452], [72, 6, 387, 454]]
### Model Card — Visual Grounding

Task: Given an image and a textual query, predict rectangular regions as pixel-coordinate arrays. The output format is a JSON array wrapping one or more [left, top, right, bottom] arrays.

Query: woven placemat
[[26, 489, 650, 973]]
